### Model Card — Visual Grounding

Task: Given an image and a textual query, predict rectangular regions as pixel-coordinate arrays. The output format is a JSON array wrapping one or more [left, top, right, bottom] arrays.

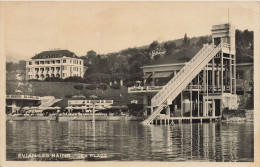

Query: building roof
[[142, 46, 253, 68], [31, 50, 80, 59], [143, 47, 201, 67]]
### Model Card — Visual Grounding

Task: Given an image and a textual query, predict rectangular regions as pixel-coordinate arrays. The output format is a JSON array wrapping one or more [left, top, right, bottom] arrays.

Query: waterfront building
[[129, 23, 240, 125], [6, 95, 61, 114], [25, 50, 84, 80], [67, 99, 113, 112]]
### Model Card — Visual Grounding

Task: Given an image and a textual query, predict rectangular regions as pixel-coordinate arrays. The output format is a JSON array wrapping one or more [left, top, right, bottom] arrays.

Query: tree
[[182, 33, 190, 47], [149, 41, 162, 59], [6, 62, 14, 72], [196, 36, 209, 47], [17, 60, 26, 70], [164, 41, 177, 57]]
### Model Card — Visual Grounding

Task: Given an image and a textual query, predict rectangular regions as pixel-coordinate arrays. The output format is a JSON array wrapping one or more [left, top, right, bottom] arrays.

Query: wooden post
[[229, 55, 232, 93], [203, 68, 206, 92], [225, 62, 228, 92], [181, 91, 183, 117], [190, 87, 192, 118], [217, 63, 220, 92], [234, 54, 236, 93], [203, 99, 206, 117], [212, 58, 215, 93], [197, 75, 200, 117], [212, 99, 215, 117], [221, 52, 224, 94]]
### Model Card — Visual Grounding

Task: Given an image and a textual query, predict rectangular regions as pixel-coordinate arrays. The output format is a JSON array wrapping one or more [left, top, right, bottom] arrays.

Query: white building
[[26, 50, 84, 80], [67, 99, 113, 112]]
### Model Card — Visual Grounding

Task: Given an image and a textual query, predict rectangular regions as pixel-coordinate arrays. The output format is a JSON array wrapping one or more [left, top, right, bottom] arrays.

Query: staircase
[[141, 43, 222, 125]]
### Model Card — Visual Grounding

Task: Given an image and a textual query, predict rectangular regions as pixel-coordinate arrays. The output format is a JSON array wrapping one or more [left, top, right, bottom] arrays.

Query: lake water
[[6, 120, 254, 162]]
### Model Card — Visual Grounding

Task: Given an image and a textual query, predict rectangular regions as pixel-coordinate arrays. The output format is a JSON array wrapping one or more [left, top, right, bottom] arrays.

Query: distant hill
[[6, 56, 20, 63]]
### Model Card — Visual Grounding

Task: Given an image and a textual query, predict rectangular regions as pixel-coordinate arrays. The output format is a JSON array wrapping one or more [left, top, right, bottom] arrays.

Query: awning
[[142, 73, 152, 79], [151, 72, 172, 78]]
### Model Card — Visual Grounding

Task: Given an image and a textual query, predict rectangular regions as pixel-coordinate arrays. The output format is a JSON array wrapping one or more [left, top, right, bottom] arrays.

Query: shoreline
[[6, 115, 144, 121]]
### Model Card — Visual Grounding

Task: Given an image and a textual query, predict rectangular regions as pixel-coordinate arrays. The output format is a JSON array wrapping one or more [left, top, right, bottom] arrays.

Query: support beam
[[212, 99, 216, 117], [217, 63, 220, 91], [212, 58, 215, 93], [197, 92, 200, 117], [229, 54, 232, 93], [234, 55, 236, 93], [225, 62, 228, 92], [197, 75, 200, 116], [203, 68, 206, 92], [181, 91, 183, 117], [203, 100, 206, 117], [190, 87, 192, 117], [221, 52, 224, 94]]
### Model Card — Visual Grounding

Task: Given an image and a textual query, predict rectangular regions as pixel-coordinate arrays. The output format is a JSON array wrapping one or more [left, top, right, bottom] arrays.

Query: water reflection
[[6, 121, 253, 161]]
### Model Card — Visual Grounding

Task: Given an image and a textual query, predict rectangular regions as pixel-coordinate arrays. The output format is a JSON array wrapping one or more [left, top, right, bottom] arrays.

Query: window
[[40, 61, 44, 64], [70, 60, 72, 63], [52, 60, 55, 64], [56, 60, 60, 64], [236, 71, 244, 79], [35, 61, 39, 65], [45, 61, 50, 64], [63, 59, 66, 63], [29, 62, 32, 65], [80, 61, 81, 65]]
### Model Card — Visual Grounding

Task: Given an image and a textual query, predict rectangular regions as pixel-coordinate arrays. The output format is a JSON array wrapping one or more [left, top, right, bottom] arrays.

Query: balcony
[[68, 100, 113, 106], [128, 86, 163, 93], [221, 43, 230, 54], [6, 95, 40, 100]]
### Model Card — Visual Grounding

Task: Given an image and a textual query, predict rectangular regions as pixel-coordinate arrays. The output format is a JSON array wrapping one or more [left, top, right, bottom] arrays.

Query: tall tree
[[164, 41, 177, 57]]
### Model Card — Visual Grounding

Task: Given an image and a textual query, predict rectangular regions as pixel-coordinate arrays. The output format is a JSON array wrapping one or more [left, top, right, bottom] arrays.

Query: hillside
[[6, 81, 143, 105]]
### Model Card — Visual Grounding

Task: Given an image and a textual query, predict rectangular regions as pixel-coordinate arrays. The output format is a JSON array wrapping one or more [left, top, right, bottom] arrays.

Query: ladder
[[141, 43, 222, 125]]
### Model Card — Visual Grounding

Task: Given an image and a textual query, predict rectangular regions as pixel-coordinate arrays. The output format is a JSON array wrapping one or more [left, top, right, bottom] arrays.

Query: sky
[[1, 1, 258, 61]]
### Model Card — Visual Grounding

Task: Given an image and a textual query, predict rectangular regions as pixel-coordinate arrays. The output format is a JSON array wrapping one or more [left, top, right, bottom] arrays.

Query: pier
[[152, 116, 221, 125]]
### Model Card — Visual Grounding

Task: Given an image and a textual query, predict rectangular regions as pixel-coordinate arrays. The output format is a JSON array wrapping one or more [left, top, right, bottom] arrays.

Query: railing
[[6, 95, 40, 100], [68, 100, 114, 105], [151, 43, 215, 106], [141, 43, 222, 125], [185, 85, 202, 91], [128, 86, 163, 93]]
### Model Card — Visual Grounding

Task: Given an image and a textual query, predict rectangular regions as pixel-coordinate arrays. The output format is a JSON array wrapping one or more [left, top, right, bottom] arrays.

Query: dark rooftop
[[143, 47, 201, 67], [142, 46, 253, 67], [32, 50, 79, 59]]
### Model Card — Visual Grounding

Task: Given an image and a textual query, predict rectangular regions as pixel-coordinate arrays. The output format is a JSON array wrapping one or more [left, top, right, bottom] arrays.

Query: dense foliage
[[6, 60, 26, 72], [7, 29, 253, 85]]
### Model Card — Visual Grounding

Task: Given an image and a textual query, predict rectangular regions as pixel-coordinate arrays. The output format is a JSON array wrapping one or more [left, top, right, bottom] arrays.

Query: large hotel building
[[26, 50, 84, 80]]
